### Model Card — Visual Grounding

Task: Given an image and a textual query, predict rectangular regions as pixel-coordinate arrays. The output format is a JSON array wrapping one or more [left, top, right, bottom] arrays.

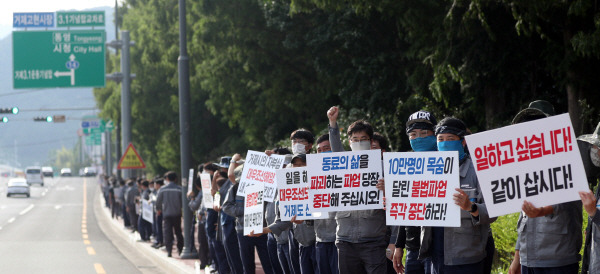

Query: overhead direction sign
[[13, 30, 106, 89], [13, 12, 55, 28], [118, 143, 146, 169], [56, 11, 105, 27]]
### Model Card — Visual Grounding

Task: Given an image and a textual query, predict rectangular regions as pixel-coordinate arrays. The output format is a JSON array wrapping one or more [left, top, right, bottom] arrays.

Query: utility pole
[[178, 0, 197, 259], [120, 31, 132, 180], [106, 31, 135, 180]]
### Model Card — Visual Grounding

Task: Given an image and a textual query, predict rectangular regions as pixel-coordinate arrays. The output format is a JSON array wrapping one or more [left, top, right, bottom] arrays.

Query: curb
[[93, 186, 200, 274]]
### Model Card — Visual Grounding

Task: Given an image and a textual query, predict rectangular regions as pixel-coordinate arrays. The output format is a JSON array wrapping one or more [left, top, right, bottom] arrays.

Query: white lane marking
[[8, 217, 15, 223], [42, 192, 47, 196], [19, 204, 34, 215], [55, 205, 62, 210], [0, 205, 6, 209]]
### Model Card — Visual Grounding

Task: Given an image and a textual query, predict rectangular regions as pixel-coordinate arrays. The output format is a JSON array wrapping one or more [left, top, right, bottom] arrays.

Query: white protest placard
[[142, 199, 153, 223], [236, 150, 286, 202], [200, 173, 214, 209], [307, 149, 383, 212], [188, 168, 194, 193], [465, 113, 588, 217], [383, 151, 461, 227], [243, 184, 264, 236], [276, 167, 328, 221]]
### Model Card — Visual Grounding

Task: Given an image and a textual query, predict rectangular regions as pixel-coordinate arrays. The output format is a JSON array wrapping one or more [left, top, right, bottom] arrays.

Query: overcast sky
[[1, 0, 119, 38]]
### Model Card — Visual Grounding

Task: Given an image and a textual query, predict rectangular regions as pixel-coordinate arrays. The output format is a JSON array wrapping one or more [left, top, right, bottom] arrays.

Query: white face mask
[[591, 145, 600, 167], [292, 143, 306, 154], [350, 140, 371, 151]]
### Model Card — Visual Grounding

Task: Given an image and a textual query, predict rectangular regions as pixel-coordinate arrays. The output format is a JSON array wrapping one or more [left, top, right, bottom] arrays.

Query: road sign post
[[117, 143, 146, 169], [13, 30, 106, 89]]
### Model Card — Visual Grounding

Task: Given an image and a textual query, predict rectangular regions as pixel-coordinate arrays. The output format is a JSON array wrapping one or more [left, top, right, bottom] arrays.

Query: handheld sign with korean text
[[276, 167, 327, 221], [465, 113, 588, 217], [236, 150, 286, 202], [383, 151, 461, 227], [243, 184, 264, 236], [307, 149, 383, 212], [200, 173, 214, 209]]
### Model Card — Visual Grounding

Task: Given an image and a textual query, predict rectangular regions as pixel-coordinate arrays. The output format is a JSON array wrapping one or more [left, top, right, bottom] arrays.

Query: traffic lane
[[0, 178, 54, 229], [0, 177, 141, 273]]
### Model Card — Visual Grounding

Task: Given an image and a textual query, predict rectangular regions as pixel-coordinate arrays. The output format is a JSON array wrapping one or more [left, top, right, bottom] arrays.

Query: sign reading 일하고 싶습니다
[[236, 150, 286, 202], [464, 113, 588, 217], [243, 184, 264, 236], [276, 167, 328, 221], [383, 151, 461, 227], [307, 149, 383, 212]]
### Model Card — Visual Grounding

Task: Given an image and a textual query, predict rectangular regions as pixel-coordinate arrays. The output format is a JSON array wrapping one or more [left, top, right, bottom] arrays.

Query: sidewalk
[[93, 189, 199, 274], [94, 187, 266, 274]]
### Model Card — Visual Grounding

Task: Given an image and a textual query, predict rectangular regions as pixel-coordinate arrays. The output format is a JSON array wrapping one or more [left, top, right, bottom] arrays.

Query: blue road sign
[[66, 60, 80, 70], [13, 13, 55, 28]]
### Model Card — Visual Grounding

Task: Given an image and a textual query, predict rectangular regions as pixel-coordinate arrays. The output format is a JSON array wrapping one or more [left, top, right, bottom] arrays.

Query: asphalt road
[[0, 176, 157, 273]]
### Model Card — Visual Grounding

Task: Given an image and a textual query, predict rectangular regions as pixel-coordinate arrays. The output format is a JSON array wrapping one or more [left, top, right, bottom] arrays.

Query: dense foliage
[[93, 0, 600, 269], [94, 0, 600, 174]]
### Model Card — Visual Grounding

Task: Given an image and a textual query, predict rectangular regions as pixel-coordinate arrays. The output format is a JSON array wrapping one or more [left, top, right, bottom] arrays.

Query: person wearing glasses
[[327, 106, 392, 274]]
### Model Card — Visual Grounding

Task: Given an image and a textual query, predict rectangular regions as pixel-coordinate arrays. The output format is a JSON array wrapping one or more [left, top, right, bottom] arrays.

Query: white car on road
[[7, 178, 30, 197]]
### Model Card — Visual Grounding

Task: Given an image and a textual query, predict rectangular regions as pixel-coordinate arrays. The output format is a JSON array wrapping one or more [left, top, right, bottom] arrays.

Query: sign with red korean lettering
[[236, 150, 286, 202], [465, 113, 588, 217], [200, 173, 214, 209], [276, 167, 328, 221], [243, 184, 264, 235], [383, 151, 461, 227], [307, 149, 383, 212]]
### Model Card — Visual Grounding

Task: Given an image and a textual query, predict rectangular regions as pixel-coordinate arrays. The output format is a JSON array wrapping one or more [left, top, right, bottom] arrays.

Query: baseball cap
[[406, 110, 437, 133]]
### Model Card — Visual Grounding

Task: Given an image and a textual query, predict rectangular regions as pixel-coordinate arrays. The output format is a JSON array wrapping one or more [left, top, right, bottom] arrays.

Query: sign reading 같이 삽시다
[[464, 113, 588, 217]]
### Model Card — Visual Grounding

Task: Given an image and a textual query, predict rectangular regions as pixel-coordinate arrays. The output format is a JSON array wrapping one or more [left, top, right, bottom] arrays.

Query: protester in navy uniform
[[579, 122, 600, 274], [137, 180, 153, 242], [508, 101, 582, 274], [222, 161, 274, 274], [313, 133, 339, 274], [156, 171, 184, 257], [261, 147, 290, 274], [204, 163, 230, 273], [151, 178, 164, 249], [326, 106, 392, 274], [118, 179, 131, 228], [108, 177, 118, 219], [393, 110, 436, 274], [218, 158, 245, 274], [418, 117, 495, 274], [188, 165, 213, 271], [125, 179, 140, 232]]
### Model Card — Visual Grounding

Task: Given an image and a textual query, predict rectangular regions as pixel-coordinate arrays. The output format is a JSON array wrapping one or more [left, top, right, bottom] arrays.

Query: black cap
[[434, 117, 467, 138], [291, 153, 307, 164], [216, 156, 232, 169], [406, 111, 437, 133], [512, 100, 555, 124]]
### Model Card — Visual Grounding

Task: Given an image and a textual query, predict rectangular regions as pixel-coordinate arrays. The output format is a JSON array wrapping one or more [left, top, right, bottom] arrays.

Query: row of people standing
[[107, 99, 599, 274], [104, 173, 187, 258]]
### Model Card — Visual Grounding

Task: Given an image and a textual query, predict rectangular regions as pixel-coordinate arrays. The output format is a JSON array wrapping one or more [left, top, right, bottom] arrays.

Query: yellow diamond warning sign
[[117, 143, 146, 169]]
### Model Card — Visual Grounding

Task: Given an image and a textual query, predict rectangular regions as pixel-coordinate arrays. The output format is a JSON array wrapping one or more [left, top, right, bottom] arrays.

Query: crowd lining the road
[[99, 100, 600, 274]]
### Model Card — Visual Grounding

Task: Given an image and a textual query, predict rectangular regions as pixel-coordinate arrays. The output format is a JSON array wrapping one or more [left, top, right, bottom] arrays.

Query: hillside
[[0, 6, 115, 168]]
